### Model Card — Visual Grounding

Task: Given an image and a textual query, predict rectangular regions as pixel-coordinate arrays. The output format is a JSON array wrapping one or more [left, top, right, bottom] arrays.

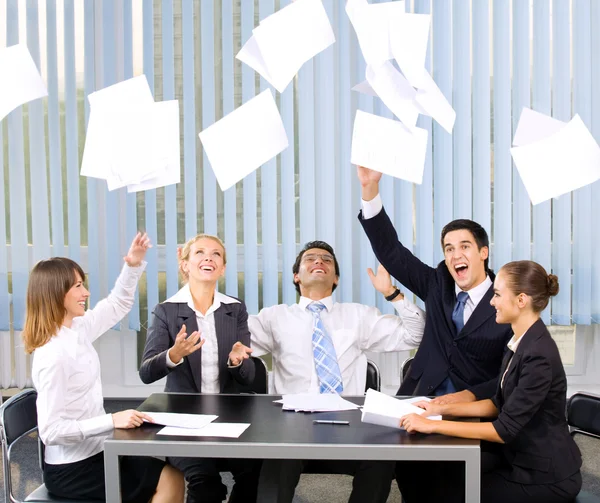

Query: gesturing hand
[[367, 264, 402, 299], [124, 232, 152, 267], [168, 324, 204, 364], [229, 342, 253, 367], [112, 409, 153, 429]]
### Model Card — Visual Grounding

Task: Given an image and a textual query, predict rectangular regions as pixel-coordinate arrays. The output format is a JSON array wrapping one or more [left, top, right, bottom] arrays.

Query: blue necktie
[[307, 302, 343, 394], [452, 291, 469, 333]]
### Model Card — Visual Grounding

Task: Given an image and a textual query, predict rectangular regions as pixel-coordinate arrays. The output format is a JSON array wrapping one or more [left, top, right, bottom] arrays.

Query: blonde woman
[[23, 233, 184, 502], [140, 234, 260, 503]]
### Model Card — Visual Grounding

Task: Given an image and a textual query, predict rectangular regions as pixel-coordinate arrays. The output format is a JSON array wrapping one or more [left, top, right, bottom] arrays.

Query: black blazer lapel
[[215, 303, 237, 392], [443, 278, 459, 337], [456, 286, 496, 340], [178, 304, 203, 392]]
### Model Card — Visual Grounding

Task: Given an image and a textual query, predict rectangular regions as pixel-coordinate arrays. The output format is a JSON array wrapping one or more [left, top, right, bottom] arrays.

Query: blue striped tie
[[307, 302, 343, 394]]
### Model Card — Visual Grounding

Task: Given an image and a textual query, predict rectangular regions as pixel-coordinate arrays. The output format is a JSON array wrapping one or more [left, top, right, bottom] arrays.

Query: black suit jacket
[[139, 299, 255, 393], [491, 318, 581, 484], [359, 207, 512, 399]]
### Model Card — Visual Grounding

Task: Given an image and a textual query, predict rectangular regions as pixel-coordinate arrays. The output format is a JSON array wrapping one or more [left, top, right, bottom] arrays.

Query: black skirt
[[44, 451, 165, 502]]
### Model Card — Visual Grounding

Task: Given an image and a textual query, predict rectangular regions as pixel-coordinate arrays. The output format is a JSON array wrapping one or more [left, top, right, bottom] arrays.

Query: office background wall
[[1, 0, 600, 397]]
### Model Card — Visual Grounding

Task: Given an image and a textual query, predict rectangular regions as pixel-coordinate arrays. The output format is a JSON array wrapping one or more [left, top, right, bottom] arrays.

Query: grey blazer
[[139, 299, 255, 393]]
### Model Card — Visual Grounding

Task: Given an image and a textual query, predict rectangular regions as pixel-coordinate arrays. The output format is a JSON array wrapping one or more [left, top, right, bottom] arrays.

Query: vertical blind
[[1, 0, 600, 390]]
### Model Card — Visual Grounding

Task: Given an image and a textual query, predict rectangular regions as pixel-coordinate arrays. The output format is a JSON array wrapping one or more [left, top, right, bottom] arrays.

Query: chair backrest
[[365, 359, 381, 392], [1, 389, 39, 502], [568, 392, 600, 497], [249, 356, 269, 394], [400, 356, 414, 384]]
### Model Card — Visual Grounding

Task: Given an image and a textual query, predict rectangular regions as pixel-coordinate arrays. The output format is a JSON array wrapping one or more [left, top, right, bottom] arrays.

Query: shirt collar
[[454, 275, 492, 308], [507, 329, 528, 353], [164, 284, 240, 317], [298, 295, 334, 312]]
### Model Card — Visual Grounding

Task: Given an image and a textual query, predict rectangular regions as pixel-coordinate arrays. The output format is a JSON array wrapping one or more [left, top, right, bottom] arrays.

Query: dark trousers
[[396, 447, 582, 503], [257, 459, 395, 503], [168, 456, 261, 503]]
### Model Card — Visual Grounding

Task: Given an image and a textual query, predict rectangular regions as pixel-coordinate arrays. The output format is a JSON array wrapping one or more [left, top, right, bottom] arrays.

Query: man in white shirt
[[250, 240, 425, 503]]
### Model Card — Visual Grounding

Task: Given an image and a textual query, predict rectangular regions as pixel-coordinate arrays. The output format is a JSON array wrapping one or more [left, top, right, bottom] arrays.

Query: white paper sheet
[[512, 107, 568, 147], [351, 80, 378, 97], [198, 89, 288, 191], [510, 113, 600, 205], [346, 0, 406, 66], [389, 13, 431, 88], [351, 110, 428, 184], [280, 393, 360, 412], [237, 0, 334, 92], [413, 70, 456, 134], [366, 61, 419, 128], [126, 100, 181, 192], [0, 44, 48, 122], [143, 412, 218, 429], [157, 423, 251, 438], [361, 389, 440, 430]]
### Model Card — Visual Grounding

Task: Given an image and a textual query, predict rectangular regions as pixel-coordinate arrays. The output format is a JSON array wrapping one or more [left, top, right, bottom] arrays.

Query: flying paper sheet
[[365, 61, 419, 128], [413, 70, 456, 134], [389, 13, 431, 88], [510, 111, 600, 205], [512, 107, 568, 147], [237, 0, 335, 92], [351, 110, 428, 184], [361, 389, 440, 430], [346, 0, 406, 66], [0, 44, 48, 122], [198, 89, 288, 191]]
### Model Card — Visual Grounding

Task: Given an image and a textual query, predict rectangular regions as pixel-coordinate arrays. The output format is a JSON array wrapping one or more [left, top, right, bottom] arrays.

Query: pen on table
[[313, 420, 350, 425]]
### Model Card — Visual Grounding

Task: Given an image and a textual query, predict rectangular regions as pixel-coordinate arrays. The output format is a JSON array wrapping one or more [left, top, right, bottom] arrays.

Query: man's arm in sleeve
[[247, 307, 275, 357]]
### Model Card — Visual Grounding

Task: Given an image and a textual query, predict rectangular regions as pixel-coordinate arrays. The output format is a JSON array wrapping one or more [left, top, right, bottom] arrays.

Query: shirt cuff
[[78, 414, 114, 438], [227, 358, 242, 369], [392, 297, 422, 318], [166, 349, 184, 368], [361, 193, 383, 219]]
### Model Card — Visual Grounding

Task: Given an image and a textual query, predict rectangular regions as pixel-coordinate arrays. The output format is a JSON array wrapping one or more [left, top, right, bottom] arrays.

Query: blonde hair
[[179, 234, 226, 281], [22, 258, 86, 354]]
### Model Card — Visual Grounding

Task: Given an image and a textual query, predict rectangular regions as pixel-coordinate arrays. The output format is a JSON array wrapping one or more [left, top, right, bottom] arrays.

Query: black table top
[[107, 393, 478, 449]]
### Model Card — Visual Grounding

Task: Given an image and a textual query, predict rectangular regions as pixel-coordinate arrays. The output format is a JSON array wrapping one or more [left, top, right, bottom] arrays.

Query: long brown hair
[[500, 260, 559, 313], [22, 258, 85, 353]]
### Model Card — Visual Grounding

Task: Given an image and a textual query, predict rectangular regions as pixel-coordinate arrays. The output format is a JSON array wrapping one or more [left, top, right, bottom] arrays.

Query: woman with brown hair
[[399, 260, 582, 503], [24, 232, 184, 502]]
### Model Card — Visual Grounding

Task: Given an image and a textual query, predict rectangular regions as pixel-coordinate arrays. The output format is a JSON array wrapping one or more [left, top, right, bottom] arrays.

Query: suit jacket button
[[453, 341, 458, 346], [427, 385, 434, 391]]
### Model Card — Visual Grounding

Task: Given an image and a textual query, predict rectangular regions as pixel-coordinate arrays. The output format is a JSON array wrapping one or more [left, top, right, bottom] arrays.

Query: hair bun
[[547, 274, 559, 297]]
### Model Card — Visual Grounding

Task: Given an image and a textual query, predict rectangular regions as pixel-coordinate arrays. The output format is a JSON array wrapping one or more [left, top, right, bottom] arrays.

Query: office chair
[[365, 359, 381, 392], [567, 392, 600, 503], [0, 388, 92, 502], [400, 356, 414, 384], [249, 356, 269, 394]]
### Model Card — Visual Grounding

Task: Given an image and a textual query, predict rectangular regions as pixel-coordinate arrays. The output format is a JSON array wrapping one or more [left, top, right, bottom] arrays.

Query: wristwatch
[[385, 287, 402, 302]]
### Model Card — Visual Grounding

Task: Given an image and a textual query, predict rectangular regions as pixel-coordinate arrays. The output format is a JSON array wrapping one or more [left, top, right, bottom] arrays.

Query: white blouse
[[32, 262, 146, 465]]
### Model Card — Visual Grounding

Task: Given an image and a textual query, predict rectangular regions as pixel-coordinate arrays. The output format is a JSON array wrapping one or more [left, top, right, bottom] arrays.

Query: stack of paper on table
[[361, 389, 441, 430], [0, 44, 48, 122], [236, 0, 334, 93], [276, 393, 360, 412], [81, 75, 181, 192], [142, 412, 218, 429], [510, 108, 600, 204]]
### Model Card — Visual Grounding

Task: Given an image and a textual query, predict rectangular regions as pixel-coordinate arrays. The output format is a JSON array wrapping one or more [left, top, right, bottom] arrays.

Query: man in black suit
[[357, 165, 513, 500]]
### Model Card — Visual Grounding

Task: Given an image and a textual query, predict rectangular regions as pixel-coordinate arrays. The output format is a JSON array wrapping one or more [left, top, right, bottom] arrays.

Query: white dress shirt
[[31, 262, 146, 465], [362, 193, 493, 325], [249, 295, 425, 395], [164, 285, 240, 393], [500, 330, 528, 389]]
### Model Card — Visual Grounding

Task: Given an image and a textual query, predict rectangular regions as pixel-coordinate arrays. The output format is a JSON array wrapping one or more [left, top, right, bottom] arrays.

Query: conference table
[[103, 393, 480, 502]]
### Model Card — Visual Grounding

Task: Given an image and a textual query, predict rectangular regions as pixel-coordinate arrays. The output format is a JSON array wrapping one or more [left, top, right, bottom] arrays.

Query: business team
[[23, 166, 581, 502]]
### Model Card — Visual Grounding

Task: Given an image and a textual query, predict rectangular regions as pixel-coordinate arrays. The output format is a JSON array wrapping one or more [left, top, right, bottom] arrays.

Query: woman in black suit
[[400, 260, 582, 503], [139, 234, 260, 503]]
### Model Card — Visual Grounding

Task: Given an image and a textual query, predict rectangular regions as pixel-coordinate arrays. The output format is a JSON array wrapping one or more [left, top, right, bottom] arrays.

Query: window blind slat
[[591, 1, 600, 323]]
